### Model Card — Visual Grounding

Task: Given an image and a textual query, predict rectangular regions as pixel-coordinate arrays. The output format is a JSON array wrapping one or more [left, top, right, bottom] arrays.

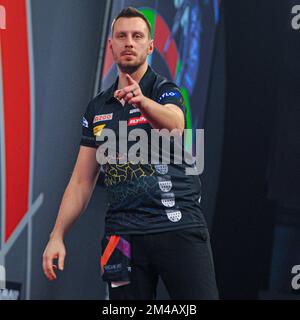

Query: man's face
[[109, 17, 154, 73]]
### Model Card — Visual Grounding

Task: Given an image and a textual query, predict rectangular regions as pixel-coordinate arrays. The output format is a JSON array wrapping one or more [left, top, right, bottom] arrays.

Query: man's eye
[[134, 34, 142, 39]]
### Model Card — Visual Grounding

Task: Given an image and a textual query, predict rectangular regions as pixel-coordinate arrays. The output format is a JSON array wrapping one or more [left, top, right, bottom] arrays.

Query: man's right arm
[[42, 146, 100, 280]]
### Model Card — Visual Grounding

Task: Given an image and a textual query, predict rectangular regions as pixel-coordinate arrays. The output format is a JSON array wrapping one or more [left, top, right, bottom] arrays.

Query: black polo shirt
[[80, 66, 206, 235]]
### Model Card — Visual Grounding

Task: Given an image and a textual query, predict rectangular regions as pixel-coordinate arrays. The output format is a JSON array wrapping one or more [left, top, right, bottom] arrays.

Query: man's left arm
[[115, 74, 185, 134]]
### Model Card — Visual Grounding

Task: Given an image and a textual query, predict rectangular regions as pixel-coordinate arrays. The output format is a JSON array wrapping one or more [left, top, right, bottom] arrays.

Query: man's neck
[[117, 63, 148, 89]]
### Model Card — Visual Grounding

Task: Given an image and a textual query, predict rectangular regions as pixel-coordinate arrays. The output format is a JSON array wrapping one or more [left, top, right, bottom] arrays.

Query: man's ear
[[148, 39, 154, 55], [108, 37, 113, 50]]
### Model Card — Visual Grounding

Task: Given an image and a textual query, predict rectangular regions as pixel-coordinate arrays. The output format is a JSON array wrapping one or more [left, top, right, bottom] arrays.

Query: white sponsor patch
[[154, 164, 168, 175], [93, 113, 113, 123], [158, 177, 172, 192], [166, 209, 182, 222], [161, 193, 175, 207], [129, 107, 140, 114]]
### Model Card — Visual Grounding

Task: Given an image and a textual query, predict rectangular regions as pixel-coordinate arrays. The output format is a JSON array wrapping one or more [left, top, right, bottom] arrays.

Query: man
[[43, 7, 218, 300]]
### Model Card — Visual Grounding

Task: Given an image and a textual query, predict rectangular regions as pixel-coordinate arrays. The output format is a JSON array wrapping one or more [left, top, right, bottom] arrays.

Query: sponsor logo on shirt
[[158, 176, 172, 192], [82, 116, 88, 128], [155, 164, 169, 175], [128, 115, 149, 126], [161, 193, 175, 208], [129, 107, 141, 114], [93, 124, 106, 137], [165, 209, 182, 222], [157, 91, 181, 103], [93, 113, 113, 123]]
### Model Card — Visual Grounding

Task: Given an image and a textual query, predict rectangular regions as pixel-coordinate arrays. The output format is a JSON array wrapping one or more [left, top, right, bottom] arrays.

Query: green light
[[139, 8, 156, 38], [180, 87, 193, 152], [176, 59, 182, 77]]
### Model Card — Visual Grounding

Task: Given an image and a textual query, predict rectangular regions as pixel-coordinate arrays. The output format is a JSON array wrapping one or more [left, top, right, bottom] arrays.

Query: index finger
[[126, 73, 136, 85]]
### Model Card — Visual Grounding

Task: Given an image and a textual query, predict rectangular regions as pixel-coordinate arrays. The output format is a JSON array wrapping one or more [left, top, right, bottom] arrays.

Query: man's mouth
[[122, 51, 135, 56]]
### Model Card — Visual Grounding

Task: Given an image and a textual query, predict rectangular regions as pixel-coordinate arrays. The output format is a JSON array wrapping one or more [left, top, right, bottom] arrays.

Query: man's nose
[[125, 35, 134, 47]]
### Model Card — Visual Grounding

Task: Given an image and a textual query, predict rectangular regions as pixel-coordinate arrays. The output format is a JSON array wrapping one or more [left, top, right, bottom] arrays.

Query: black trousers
[[108, 226, 219, 300]]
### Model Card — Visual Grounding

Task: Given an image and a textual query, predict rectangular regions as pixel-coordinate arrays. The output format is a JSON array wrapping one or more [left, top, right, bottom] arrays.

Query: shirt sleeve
[[155, 82, 186, 115], [80, 100, 97, 149]]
